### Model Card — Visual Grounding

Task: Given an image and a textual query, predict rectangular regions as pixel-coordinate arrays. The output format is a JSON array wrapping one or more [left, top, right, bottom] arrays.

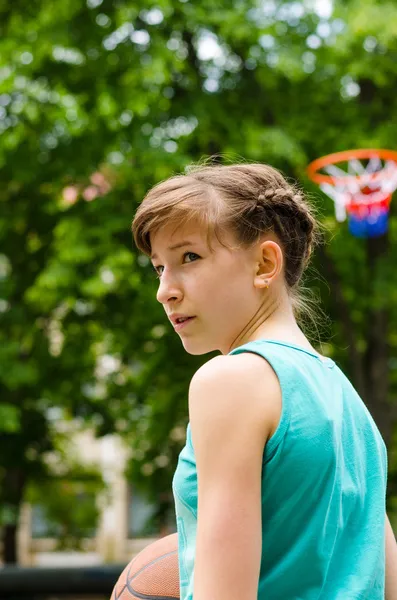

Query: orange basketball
[[111, 533, 180, 599]]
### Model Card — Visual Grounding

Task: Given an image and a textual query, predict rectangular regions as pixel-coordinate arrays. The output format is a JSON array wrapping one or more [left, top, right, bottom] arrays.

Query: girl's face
[[150, 220, 268, 355]]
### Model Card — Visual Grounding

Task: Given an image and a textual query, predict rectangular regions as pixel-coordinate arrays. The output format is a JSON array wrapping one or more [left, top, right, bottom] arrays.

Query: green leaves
[[0, 405, 20, 433], [26, 463, 106, 550], [2, 0, 397, 553]]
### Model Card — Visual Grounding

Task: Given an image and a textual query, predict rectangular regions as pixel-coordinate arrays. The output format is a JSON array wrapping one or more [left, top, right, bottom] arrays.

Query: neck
[[227, 287, 301, 354]]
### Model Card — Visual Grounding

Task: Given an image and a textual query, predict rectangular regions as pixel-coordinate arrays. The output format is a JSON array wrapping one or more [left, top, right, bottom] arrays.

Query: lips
[[169, 314, 196, 331], [169, 313, 195, 325], [172, 316, 196, 331]]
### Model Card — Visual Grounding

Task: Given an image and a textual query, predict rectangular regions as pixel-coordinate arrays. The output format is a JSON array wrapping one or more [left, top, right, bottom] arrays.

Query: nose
[[156, 269, 183, 305]]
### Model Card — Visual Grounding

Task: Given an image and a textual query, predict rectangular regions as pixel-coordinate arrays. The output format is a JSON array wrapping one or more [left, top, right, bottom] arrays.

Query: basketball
[[111, 532, 179, 600]]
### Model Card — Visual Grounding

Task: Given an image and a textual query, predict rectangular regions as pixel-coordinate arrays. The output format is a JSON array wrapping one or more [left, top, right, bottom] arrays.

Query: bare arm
[[386, 513, 397, 600], [189, 353, 280, 600]]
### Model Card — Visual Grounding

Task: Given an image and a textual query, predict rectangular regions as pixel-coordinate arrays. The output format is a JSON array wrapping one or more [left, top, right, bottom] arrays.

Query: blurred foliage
[[27, 464, 106, 551], [1, 0, 397, 557]]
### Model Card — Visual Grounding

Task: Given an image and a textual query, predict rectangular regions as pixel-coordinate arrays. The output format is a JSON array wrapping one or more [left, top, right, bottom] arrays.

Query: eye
[[153, 252, 201, 277], [183, 251, 200, 263], [152, 265, 163, 278]]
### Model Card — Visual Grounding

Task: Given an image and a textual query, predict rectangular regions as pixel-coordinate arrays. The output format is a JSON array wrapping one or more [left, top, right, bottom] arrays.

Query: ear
[[253, 240, 283, 290]]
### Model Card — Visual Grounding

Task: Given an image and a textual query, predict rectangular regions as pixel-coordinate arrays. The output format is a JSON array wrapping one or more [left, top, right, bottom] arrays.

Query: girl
[[132, 162, 397, 599]]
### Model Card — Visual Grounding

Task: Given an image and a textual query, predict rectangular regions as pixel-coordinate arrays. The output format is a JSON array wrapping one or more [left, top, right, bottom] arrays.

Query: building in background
[[16, 430, 175, 566]]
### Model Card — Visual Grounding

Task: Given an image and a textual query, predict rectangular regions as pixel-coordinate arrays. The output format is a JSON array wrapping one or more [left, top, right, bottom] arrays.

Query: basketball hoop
[[307, 148, 397, 238]]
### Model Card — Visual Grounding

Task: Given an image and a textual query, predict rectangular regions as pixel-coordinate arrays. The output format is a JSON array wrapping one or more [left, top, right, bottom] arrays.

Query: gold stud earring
[[264, 279, 269, 289]]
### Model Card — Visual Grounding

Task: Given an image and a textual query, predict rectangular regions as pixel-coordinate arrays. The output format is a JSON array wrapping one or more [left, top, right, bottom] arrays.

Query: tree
[[27, 464, 106, 551], [1, 0, 397, 562]]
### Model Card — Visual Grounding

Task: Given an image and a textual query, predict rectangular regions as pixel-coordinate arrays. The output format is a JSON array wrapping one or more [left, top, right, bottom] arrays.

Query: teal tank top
[[172, 340, 387, 600]]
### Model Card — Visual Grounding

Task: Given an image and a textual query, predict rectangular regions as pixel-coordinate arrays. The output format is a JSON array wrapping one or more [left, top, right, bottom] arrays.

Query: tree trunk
[[1, 468, 26, 564], [3, 524, 18, 564], [318, 237, 394, 445], [317, 245, 366, 396], [363, 233, 393, 445]]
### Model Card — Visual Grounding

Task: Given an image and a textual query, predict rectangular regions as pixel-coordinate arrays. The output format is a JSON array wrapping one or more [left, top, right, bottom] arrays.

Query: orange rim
[[307, 148, 397, 184]]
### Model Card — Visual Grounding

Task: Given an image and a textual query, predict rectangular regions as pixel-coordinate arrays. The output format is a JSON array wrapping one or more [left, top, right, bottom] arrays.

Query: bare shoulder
[[190, 353, 279, 396], [189, 353, 282, 441]]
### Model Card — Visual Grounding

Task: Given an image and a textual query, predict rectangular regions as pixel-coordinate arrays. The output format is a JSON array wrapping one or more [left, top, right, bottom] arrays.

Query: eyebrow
[[151, 241, 196, 261]]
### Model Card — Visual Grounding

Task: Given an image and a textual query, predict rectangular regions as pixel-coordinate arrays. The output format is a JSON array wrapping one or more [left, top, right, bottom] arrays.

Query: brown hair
[[132, 161, 324, 331]]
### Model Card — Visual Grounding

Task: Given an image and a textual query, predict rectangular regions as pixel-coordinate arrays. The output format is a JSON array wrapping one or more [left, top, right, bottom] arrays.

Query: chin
[[179, 336, 217, 356]]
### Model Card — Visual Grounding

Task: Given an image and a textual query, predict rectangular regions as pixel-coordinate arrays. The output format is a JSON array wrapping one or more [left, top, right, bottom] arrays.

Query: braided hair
[[133, 161, 321, 321], [245, 185, 317, 287]]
